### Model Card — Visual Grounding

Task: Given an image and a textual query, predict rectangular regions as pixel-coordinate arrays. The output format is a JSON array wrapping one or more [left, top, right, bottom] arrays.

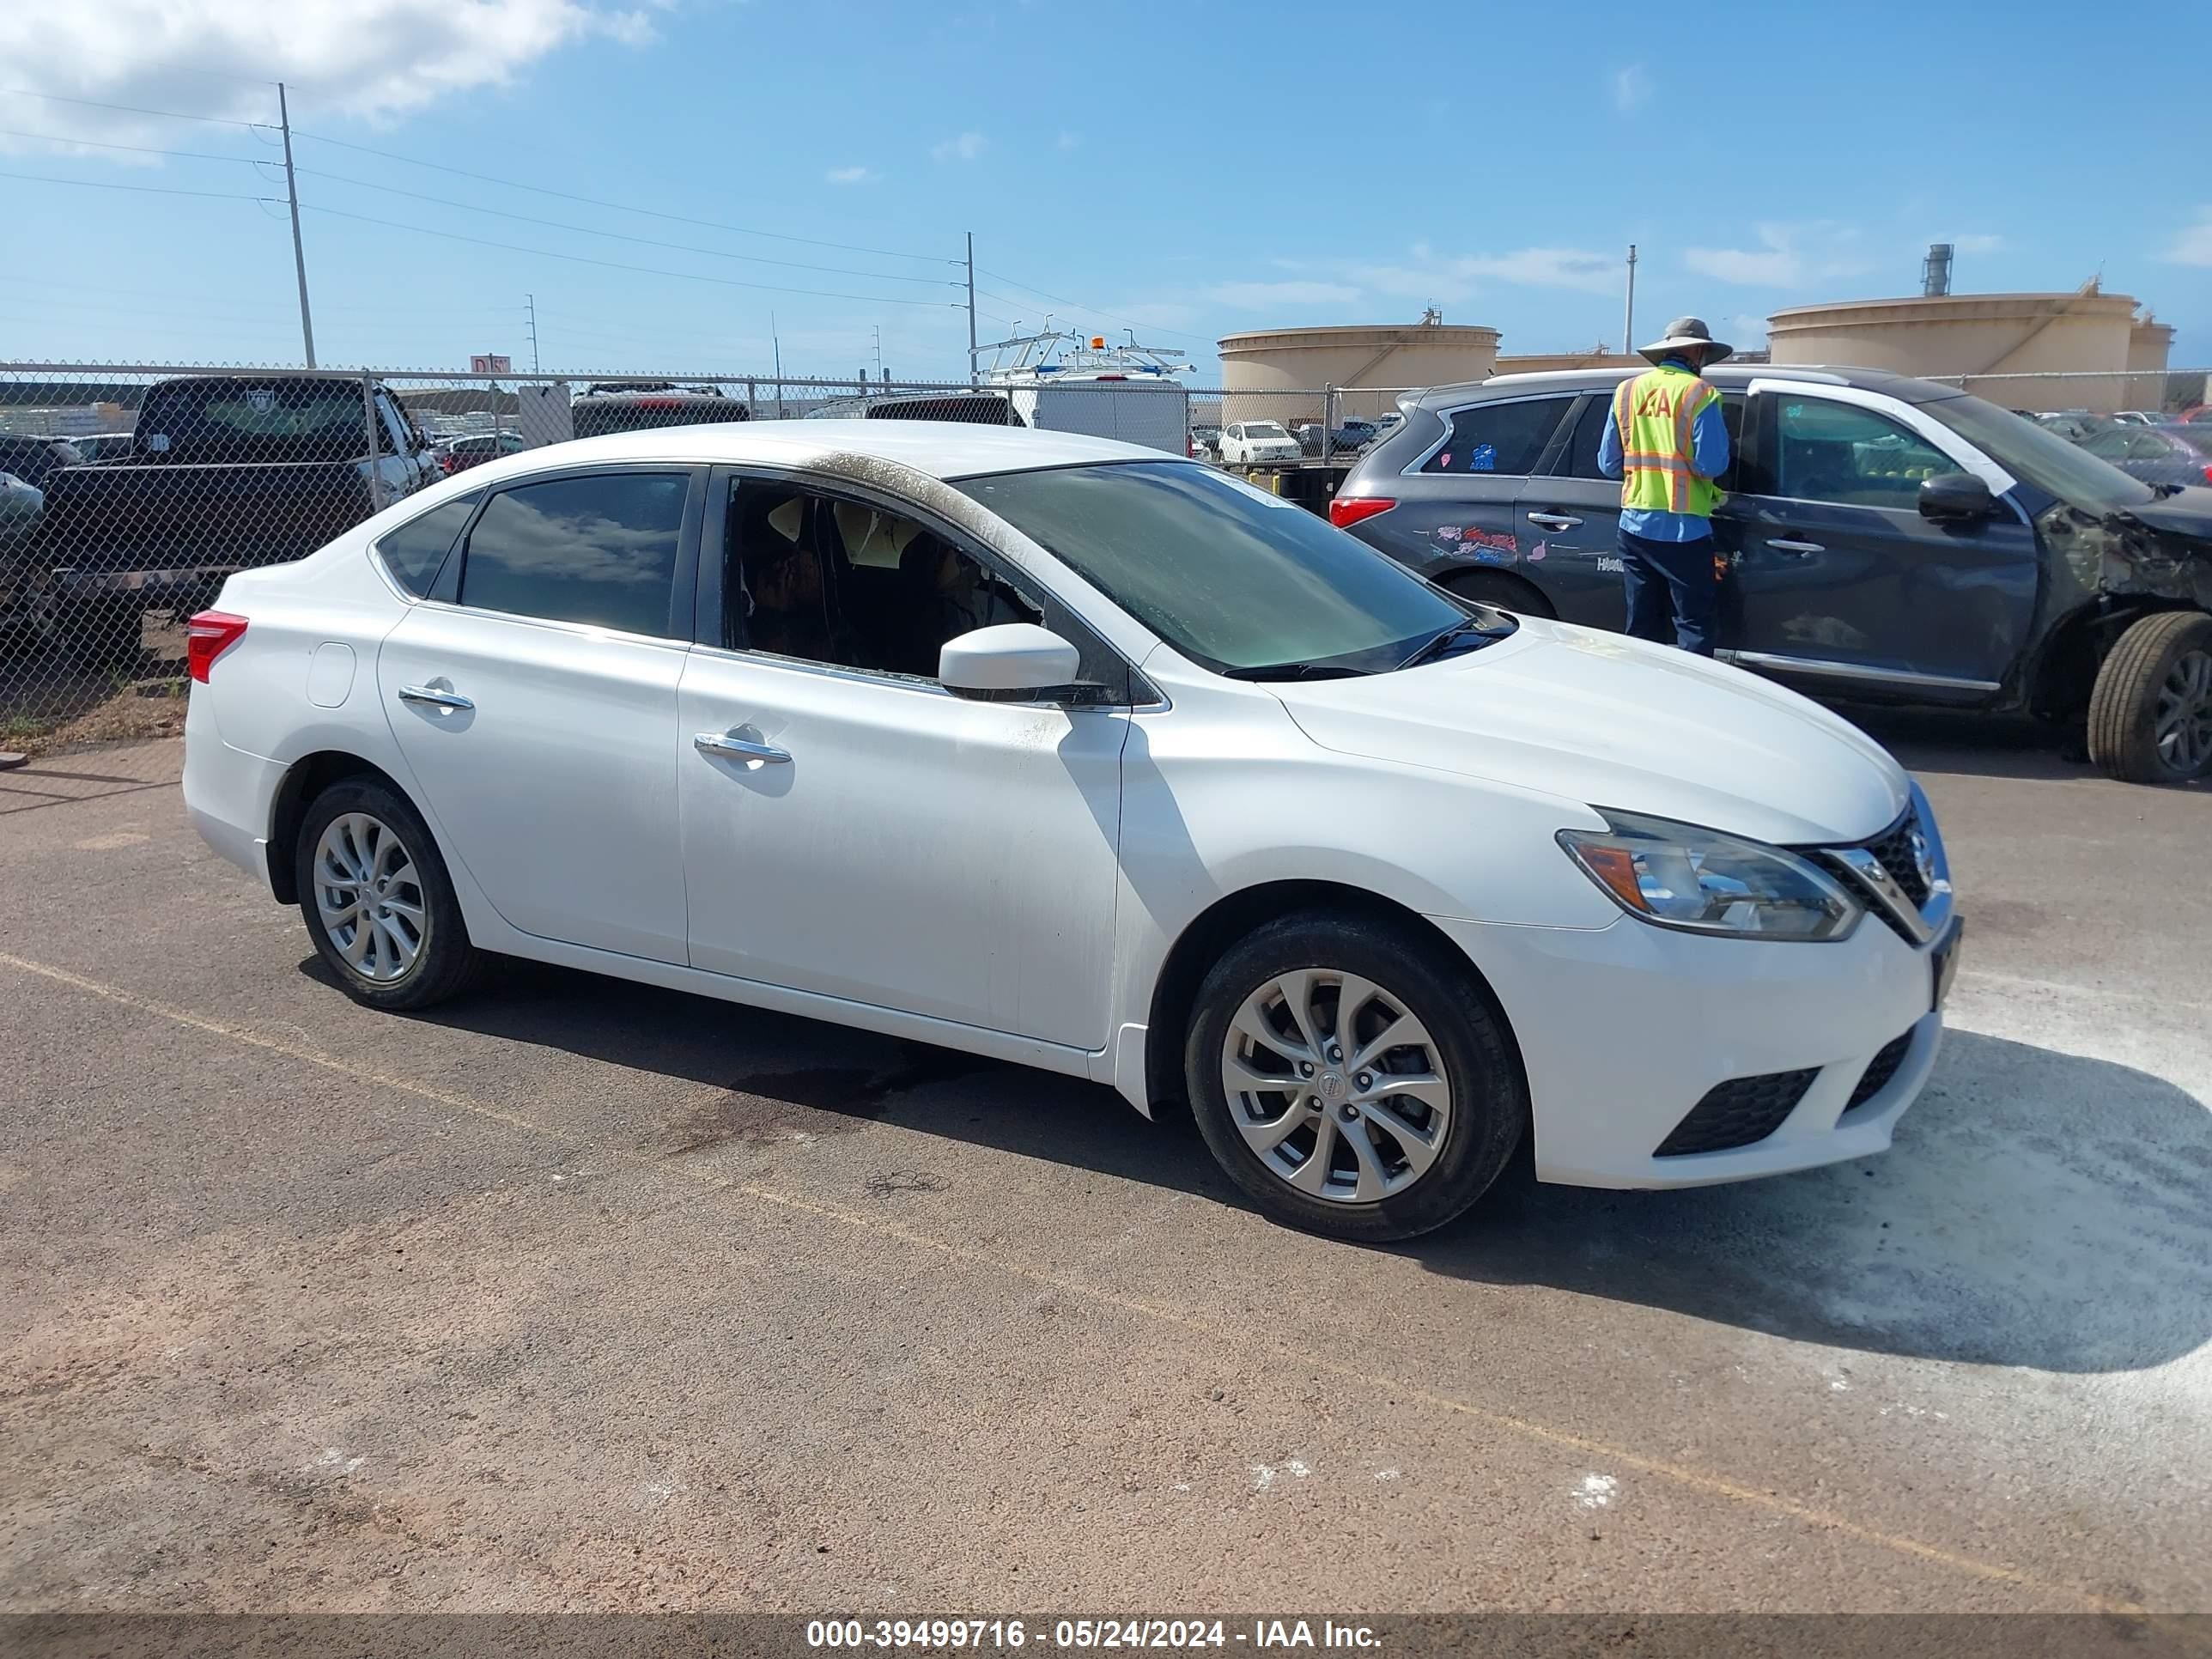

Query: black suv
[[1331, 366, 2212, 784], [569, 384, 752, 438]]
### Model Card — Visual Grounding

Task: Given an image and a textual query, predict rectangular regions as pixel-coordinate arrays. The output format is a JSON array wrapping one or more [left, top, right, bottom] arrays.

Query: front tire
[[295, 778, 482, 1010], [1184, 913, 1527, 1242], [2087, 611, 2212, 784]]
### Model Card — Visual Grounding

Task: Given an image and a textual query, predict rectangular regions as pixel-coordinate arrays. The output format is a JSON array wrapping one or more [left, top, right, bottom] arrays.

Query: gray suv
[[1328, 365, 2212, 783]]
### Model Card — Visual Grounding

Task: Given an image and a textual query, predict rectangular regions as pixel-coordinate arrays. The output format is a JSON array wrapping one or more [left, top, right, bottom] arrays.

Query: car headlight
[[1557, 810, 1863, 941]]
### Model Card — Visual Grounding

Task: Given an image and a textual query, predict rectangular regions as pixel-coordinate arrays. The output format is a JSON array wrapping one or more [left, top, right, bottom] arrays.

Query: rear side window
[[1421, 396, 1573, 476], [374, 492, 480, 597], [459, 472, 688, 637]]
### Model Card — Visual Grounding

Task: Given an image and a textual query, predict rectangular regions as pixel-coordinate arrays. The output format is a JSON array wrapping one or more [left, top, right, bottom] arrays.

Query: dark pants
[[1620, 528, 1720, 657]]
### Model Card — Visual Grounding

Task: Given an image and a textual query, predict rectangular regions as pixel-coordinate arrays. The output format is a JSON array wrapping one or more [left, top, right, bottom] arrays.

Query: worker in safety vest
[[1596, 315, 1733, 656]]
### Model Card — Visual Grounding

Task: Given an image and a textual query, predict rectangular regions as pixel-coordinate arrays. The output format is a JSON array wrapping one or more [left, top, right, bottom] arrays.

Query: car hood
[[2124, 484, 2212, 543], [1269, 617, 1911, 846]]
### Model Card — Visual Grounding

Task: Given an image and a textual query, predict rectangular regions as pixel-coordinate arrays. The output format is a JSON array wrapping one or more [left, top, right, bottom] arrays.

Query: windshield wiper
[[1398, 617, 1513, 670], [1219, 661, 1371, 682]]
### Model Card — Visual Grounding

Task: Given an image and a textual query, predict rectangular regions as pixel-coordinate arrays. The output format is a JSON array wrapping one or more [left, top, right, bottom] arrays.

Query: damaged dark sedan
[[1332, 366, 2212, 785]]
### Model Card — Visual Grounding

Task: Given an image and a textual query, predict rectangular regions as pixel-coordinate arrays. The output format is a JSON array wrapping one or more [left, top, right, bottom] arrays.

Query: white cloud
[[824, 165, 876, 185], [0, 0, 658, 148], [1208, 280, 1362, 308], [1612, 65, 1650, 112], [1683, 222, 1871, 287], [1054, 130, 1080, 150], [931, 131, 987, 162], [1352, 246, 1622, 302], [2164, 207, 2212, 268], [1948, 234, 2005, 255]]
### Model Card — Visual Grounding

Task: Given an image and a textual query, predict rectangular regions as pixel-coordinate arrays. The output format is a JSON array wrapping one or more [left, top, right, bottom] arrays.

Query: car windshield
[[2166, 427, 2212, 459], [1927, 394, 2156, 514], [953, 461, 1469, 675], [1247, 422, 1290, 440]]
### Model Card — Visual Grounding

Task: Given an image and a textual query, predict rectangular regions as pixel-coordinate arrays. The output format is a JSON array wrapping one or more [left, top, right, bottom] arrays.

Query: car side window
[[2082, 428, 2132, 459], [458, 471, 688, 637], [726, 483, 1048, 681], [1771, 399, 1956, 509], [373, 491, 480, 597], [1420, 396, 1573, 476]]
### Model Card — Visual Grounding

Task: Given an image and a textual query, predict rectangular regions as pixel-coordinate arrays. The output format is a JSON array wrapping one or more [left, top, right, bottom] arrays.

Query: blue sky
[[6, 0, 2209, 380]]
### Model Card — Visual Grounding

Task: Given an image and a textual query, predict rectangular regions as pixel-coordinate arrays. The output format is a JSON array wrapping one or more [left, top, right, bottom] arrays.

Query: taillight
[[186, 611, 248, 683], [1329, 496, 1396, 528], [2202, 464, 2212, 484]]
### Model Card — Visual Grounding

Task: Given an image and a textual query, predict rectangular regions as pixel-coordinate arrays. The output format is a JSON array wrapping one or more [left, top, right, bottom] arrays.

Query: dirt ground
[[2, 719, 2207, 1620]]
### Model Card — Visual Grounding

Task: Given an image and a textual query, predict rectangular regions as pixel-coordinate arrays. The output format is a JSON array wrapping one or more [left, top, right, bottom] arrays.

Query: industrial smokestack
[[1922, 242, 1954, 298]]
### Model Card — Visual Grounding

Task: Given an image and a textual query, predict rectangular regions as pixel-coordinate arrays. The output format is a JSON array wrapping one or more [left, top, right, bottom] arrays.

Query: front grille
[[1844, 1030, 1914, 1113], [1863, 806, 1932, 908], [1655, 1068, 1820, 1158]]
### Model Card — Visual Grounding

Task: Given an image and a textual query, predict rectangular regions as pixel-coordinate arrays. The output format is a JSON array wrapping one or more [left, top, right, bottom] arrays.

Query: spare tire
[[2086, 610, 2212, 784]]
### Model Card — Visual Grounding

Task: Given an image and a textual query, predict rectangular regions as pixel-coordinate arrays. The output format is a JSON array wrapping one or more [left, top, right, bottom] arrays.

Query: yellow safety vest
[[1612, 365, 1723, 517]]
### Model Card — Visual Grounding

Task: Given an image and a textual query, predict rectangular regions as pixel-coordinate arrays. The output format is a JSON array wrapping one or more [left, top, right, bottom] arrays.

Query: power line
[[292, 129, 957, 265], [300, 204, 968, 308], [0, 126, 272, 166], [0, 88, 270, 130], [976, 266, 1212, 345], [294, 167, 960, 288], [0, 168, 277, 204]]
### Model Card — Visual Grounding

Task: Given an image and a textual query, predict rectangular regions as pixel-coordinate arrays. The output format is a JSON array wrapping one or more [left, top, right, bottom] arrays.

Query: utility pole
[[278, 82, 317, 368], [771, 312, 784, 419], [872, 325, 883, 380], [965, 231, 979, 389], [1621, 243, 1638, 356], [525, 292, 540, 374]]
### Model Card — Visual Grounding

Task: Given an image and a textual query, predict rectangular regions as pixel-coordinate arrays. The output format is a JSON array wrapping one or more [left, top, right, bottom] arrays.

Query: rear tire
[[1442, 569, 1556, 618], [295, 777, 482, 1011], [60, 595, 145, 672], [1183, 912, 1527, 1242], [2086, 611, 2212, 784]]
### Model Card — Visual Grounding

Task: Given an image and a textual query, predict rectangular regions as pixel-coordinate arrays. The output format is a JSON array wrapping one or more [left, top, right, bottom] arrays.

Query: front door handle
[[398, 684, 474, 712], [1526, 511, 1583, 530], [1767, 538, 1826, 556], [695, 731, 791, 766]]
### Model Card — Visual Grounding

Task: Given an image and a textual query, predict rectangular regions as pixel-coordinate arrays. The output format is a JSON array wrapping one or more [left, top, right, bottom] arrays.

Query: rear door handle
[[1766, 538, 1826, 556], [695, 731, 791, 766], [1526, 512, 1583, 530], [398, 684, 473, 711]]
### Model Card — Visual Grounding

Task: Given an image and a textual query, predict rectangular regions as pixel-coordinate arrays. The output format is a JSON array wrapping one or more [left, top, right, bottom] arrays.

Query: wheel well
[[2029, 599, 2209, 720], [1143, 878, 1517, 1113], [266, 751, 409, 905], [1438, 567, 1557, 619]]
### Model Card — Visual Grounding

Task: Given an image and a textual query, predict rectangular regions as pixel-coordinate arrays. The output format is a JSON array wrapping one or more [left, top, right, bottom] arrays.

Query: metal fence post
[[360, 370, 385, 513], [1322, 384, 1335, 461]]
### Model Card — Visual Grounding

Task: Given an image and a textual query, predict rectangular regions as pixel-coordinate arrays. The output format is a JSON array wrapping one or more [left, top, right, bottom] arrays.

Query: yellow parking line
[[0, 949, 2148, 1615]]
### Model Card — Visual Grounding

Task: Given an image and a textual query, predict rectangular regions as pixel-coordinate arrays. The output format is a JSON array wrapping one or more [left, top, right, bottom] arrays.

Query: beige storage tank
[[1765, 289, 2144, 413], [2128, 319, 2176, 410], [1494, 349, 1643, 375], [1218, 322, 1500, 425]]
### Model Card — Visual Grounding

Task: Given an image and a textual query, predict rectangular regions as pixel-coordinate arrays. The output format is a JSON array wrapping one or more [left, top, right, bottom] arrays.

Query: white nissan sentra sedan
[[182, 423, 1960, 1241]]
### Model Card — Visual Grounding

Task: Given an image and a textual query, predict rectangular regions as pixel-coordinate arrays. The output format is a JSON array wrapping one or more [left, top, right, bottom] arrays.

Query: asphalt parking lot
[[3, 720, 2208, 1616]]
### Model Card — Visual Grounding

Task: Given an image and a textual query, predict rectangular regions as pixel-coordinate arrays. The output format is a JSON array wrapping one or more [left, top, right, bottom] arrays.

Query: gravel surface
[[3, 721, 2206, 1614]]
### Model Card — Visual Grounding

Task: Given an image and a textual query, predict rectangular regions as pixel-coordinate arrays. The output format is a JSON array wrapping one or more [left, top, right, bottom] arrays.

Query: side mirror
[[1920, 471, 1996, 522], [939, 623, 1083, 702]]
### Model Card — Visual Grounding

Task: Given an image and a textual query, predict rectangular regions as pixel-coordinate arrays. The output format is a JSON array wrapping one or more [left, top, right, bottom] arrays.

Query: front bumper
[[1431, 905, 1954, 1190]]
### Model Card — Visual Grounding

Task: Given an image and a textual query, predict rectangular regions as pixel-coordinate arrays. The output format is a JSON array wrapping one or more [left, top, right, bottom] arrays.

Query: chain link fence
[[13, 356, 2200, 757]]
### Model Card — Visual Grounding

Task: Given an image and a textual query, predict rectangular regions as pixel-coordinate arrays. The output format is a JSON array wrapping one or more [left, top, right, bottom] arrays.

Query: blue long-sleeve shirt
[[1596, 356, 1731, 542]]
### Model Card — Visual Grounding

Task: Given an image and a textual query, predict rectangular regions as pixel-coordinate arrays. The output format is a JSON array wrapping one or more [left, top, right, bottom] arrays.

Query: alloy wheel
[[1218, 968, 1454, 1204], [313, 811, 428, 983], [2154, 647, 2212, 776]]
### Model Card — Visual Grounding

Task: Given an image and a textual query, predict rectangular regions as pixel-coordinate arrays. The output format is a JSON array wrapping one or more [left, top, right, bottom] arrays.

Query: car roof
[[516, 418, 1176, 480], [1410, 363, 1965, 407]]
